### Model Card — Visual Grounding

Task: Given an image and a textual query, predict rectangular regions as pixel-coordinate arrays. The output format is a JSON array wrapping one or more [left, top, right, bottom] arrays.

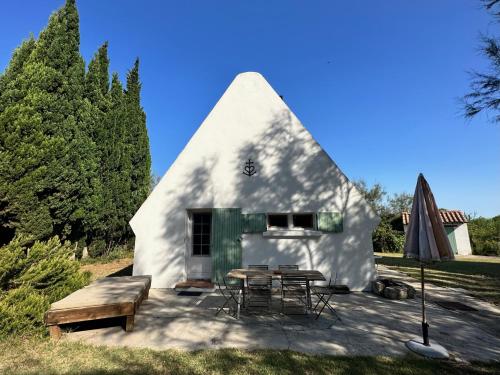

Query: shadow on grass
[[377, 256, 500, 278], [377, 255, 500, 305], [107, 264, 133, 277], [2, 339, 500, 375]]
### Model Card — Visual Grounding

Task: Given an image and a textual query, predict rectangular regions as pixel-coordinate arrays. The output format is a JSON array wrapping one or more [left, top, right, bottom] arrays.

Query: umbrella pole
[[406, 262, 447, 358], [421, 263, 430, 346]]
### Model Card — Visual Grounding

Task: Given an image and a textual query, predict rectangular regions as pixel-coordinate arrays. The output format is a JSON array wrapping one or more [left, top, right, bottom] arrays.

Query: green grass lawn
[[374, 253, 500, 305], [1, 337, 499, 375]]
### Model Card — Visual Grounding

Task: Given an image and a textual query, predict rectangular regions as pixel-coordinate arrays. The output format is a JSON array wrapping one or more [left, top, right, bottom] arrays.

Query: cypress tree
[[107, 73, 132, 241], [0, 0, 101, 244], [85, 42, 109, 111], [125, 59, 151, 219], [0, 36, 36, 110], [0, 36, 36, 244], [84, 43, 111, 242], [1, 0, 151, 248]]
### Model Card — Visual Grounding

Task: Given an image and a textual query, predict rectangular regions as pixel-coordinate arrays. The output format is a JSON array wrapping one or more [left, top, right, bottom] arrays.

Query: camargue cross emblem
[[243, 159, 256, 177]]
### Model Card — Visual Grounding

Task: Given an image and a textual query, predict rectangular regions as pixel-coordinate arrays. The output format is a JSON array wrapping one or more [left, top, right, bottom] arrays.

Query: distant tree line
[[0, 0, 151, 254], [467, 215, 500, 256], [357, 180, 500, 256]]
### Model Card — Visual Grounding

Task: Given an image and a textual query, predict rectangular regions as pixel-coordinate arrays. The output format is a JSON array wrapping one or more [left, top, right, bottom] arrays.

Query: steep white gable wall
[[130, 72, 379, 289]]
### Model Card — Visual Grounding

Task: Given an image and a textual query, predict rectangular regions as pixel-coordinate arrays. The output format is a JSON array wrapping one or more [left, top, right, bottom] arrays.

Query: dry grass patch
[[80, 258, 133, 281]]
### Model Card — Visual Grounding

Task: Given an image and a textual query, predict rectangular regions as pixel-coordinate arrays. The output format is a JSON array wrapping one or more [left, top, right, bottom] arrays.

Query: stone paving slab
[[63, 287, 500, 362], [377, 265, 500, 339]]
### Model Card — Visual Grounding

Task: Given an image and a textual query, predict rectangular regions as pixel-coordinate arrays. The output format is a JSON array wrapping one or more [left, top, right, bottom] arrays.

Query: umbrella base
[[406, 339, 449, 359]]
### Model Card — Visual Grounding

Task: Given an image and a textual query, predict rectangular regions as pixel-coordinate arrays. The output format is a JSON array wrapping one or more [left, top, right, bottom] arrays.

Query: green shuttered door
[[211, 208, 242, 282], [317, 212, 343, 233], [445, 226, 458, 255]]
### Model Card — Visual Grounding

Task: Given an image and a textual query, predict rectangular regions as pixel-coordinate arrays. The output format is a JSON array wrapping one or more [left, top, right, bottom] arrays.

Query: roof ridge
[[401, 210, 467, 225]]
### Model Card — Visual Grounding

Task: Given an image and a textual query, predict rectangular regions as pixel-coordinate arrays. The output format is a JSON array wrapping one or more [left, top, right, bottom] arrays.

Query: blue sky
[[1, 1, 499, 217]]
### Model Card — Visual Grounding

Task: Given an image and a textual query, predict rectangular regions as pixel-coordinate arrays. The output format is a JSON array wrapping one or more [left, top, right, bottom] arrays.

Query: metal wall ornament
[[243, 159, 257, 177]]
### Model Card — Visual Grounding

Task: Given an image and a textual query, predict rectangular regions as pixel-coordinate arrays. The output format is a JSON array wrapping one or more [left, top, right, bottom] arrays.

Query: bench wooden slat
[[44, 275, 151, 339], [45, 302, 135, 325]]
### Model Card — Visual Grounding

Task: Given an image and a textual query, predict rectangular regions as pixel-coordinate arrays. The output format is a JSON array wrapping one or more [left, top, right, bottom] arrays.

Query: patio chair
[[246, 274, 272, 312], [278, 265, 299, 270], [310, 273, 341, 320], [248, 265, 269, 270], [215, 277, 243, 319], [280, 273, 308, 315]]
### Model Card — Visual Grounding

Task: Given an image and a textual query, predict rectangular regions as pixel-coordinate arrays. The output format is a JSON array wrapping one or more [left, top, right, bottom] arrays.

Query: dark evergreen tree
[[84, 43, 111, 242], [0, 36, 36, 244], [0, 0, 101, 244], [0, 36, 36, 108], [125, 59, 151, 221], [85, 42, 110, 111], [0, 0, 151, 249], [107, 73, 132, 241]]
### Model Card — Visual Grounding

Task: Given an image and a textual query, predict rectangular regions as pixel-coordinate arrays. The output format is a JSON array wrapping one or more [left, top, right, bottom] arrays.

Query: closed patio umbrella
[[403, 173, 454, 358]]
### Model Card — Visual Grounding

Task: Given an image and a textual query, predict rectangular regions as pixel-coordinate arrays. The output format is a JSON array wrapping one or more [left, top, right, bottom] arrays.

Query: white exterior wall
[[130, 72, 379, 290], [454, 223, 472, 255], [242, 231, 375, 289]]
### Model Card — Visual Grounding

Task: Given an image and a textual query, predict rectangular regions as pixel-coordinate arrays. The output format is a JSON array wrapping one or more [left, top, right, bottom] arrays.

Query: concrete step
[[174, 279, 215, 293]]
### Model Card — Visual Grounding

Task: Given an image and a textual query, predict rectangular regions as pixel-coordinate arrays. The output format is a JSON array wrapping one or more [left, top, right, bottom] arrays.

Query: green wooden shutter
[[445, 227, 458, 255], [242, 213, 267, 233], [317, 212, 343, 233], [211, 208, 242, 283]]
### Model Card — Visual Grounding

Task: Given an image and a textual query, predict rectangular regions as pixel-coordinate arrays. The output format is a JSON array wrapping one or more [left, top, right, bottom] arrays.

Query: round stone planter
[[372, 278, 416, 300]]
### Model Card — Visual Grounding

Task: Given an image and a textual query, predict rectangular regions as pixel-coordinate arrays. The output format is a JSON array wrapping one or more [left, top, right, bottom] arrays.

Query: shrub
[[468, 216, 500, 256], [79, 243, 134, 265], [0, 237, 27, 289], [0, 236, 90, 337], [0, 286, 49, 336], [373, 220, 405, 252], [88, 239, 107, 258], [100, 245, 134, 261]]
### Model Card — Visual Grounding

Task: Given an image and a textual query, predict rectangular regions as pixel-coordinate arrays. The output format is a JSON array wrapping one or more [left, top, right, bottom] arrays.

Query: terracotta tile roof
[[402, 210, 468, 225]]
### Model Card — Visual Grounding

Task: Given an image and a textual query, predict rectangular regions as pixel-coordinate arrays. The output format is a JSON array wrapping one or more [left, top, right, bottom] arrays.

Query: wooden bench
[[44, 275, 151, 339]]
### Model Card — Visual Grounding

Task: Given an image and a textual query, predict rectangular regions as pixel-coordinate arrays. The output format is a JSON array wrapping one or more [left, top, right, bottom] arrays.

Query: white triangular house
[[130, 72, 379, 290]]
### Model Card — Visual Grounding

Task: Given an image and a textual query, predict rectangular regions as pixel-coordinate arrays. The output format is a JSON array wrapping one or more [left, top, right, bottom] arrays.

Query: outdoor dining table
[[226, 269, 326, 311]]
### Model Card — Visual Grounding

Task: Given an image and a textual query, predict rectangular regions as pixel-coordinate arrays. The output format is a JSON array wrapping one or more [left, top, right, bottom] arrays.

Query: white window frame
[[264, 213, 321, 238], [190, 210, 212, 257]]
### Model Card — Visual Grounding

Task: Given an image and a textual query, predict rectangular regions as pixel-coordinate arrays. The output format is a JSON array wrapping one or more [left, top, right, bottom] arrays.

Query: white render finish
[[130, 72, 380, 290], [453, 223, 473, 255]]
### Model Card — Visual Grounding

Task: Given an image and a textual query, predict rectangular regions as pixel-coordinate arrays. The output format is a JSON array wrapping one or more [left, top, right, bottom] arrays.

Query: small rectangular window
[[292, 214, 314, 229], [268, 214, 288, 228], [192, 212, 211, 256]]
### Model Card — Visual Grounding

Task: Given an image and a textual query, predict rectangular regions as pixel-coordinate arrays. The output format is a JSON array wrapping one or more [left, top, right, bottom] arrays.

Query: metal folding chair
[[215, 277, 242, 319], [278, 265, 299, 270], [311, 274, 341, 320], [248, 265, 269, 270], [281, 273, 308, 315], [246, 274, 272, 312]]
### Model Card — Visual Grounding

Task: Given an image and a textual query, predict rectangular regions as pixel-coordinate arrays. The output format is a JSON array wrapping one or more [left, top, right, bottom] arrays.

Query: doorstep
[[174, 279, 215, 293]]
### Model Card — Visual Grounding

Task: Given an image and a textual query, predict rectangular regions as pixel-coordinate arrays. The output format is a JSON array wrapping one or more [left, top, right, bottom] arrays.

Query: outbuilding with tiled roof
[[402, 210, 472, 255]]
